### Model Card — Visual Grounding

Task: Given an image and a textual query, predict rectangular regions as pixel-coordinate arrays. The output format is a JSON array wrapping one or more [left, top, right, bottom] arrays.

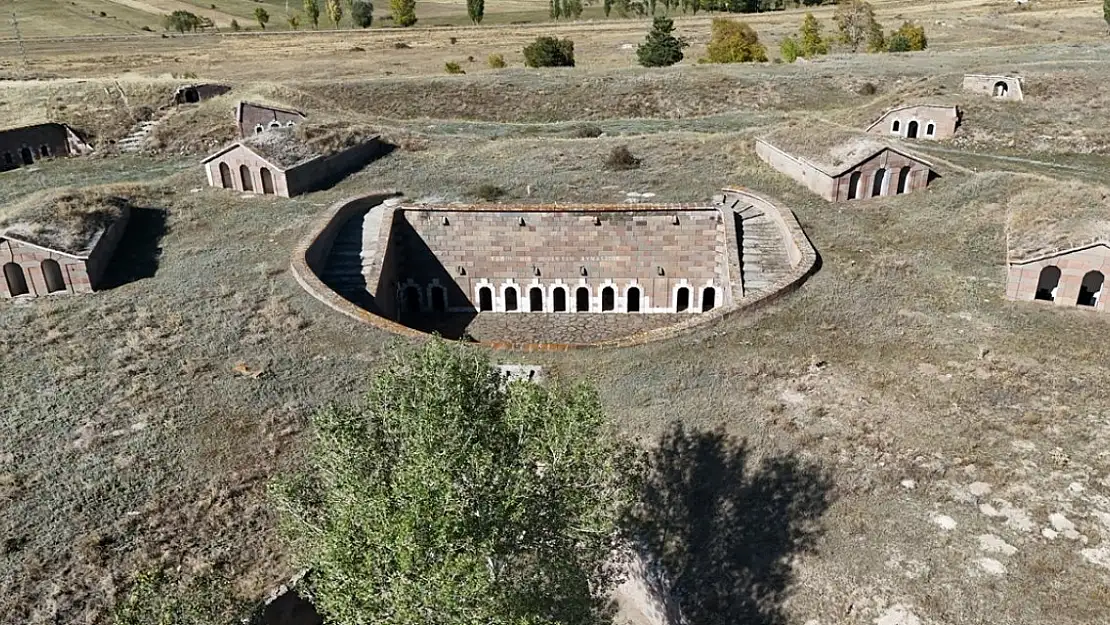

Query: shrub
[[857, 82, 877, 96], [488, 53, 507, 68], [523, 36, 575, 67], [780, 36, 800, 63], [445, 61, 465, 74], [141, 25, 153, 32], [162, 10, 202, 33], [570, 123, 603, 138], [352, 0, 374, 27], [886, 33, 910, 52], [450, 36, 458, 44], [605, 145, 641, 170], [230, 18, 241, 31], [890, 21, 927, 51], [834, 0, 883, 52], [474, 184, 506, 201], [391, 0, 417, 27], [637, 16, 688, 67], [394, 41, 411, 49], [350, 46, 366, 52], [254, 7, 269, 29], [799, 12, 829, 57], [702, 18, 767, 64]]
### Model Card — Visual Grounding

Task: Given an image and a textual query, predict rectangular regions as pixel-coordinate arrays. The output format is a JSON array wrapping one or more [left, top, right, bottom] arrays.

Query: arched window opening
[[255, 124, 264, 134], [891, 119, 901, 134], [239, 165, 254, 191], [41, 259, 65, 293], [896, 166, 912, 194], [675, 287, 690, 312], [1034, 266, 1061, 302], [269, 121, 281, 129], [184, 88, 199, 103], [906, 120, 919, 139], [20, 147, 33, 165], [702, 287, 716, 312], [553, 287, 567, 312], [529, 286, 544, 312], [601, 286, 615, 312], [478, 286, 493, 312], [627, 286, 641, 313], [504, 287, 519, 312], [847, 171, 862, 200], [994, 81, 1008, 98], [39, 145, 50, 158], [260, 167, 275, 195], [1078, 271, 1104, 307], [218, 162, 233, 189], [925, 123, 936, 137], [286, 121, 297, 128], [4, 262, 28, 296], [872, 168, 887, 197], [576, 287, 590, 312], [430, 286, 447, 312], [403, 285, 421, 313]]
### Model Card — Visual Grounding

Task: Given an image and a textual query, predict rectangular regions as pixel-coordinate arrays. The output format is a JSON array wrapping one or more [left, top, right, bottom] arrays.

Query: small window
[[478, 286, 493, 312], [675, 287, 690, 312], [701, 287, 716, 312], [39, 145, 50, 158], [627, 286, 641, 313], [255, 124, 264, 134], [4, 262, 29, 296], [529, 286, 544, 312], [553, 287, 567, 312], [1034, 266, 1061, 302], [847, 171, 862, 200], [504, 287, 519, 311], [576, 287, 590, 312], [601, 286, 615, 312], [891, 120, 901, 134], [1078, 271, 1104, 307], [269, 121, 281, 129], [20, 147, 33, 165], [286, 121, 297, 127], [41, 259, 65, 293], [872, 168, 887, 198], [403, 286, 421, 313], [925, 123, 935, 137]]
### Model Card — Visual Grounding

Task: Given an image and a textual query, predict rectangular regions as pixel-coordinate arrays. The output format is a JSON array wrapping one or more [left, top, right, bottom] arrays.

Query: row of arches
[[2, 145, 50, 169], [217, 162, 276, 194], [4, 260, 66, 297], [1034, 266, 1104, 308], [890, 119, 936, 139], [397, 282, 718, 314], [253, 120, 297, 134], [846, 166, 914, 200]]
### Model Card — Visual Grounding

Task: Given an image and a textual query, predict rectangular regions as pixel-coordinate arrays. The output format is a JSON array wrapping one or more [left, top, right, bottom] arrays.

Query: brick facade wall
[[0, 124, 76, 172], [204, 146, 291, 197], [867, 106, 959, 140], [1, 239, 92, 297], [832, 149, 931, 202], [238, 103, 305, 138], [383, 207, 726, 315], [1006, 244, 1110, 312], [962, 75, 1024, 101]]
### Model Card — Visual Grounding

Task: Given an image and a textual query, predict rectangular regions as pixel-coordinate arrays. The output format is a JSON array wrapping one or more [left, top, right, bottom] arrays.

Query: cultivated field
[[2, 1, 1110, 624]]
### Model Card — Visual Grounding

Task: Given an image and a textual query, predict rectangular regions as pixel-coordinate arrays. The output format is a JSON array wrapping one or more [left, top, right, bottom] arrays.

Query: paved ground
[[400, 312, 695, 344]]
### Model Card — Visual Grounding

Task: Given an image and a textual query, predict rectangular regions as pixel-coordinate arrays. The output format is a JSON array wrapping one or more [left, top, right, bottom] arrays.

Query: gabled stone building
[[865, 104, 960, 141], [0, 123, 91, 172], [1, 190, 130, 298], [237, 101, 307, 138], [174, 83, 231, 105], [963, 74, 1024, 101], [202, 126, 387, 198], [755, 127, 936, 202]]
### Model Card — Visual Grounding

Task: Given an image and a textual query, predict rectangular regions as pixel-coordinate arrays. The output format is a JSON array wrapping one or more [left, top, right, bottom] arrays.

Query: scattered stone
[[994, 500, 1036, 532], [1049, 513, 1075, 533], [1081, 546, 1110, 570], [979, 503, 1000, 517], [1068, 482, 1084, 494], [1042, 528, 1059, 540], [968, 481, 992, 497], [932, 513, 958, 531], [1011, 440, 1036, 453], [977, 534, 1017, 556], [975, 557, 1006, 576], [901, 479, 917, 490], [875, 605, 921, 625]]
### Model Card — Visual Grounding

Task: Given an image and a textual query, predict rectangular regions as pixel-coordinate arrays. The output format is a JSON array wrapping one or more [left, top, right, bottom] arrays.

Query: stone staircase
[[321, 208, 387, 308], [118, 108, 174, 153], [737, 211, 792, 297]]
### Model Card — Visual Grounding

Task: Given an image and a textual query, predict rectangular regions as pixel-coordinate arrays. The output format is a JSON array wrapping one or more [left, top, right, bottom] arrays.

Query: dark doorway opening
[[529, 286, 544, 312], [702, 287, 716, 312], [20, 147, 33, 165], [504, 287, 518, 312], [478, 286, 493, 312], [847, 172, 862, 200], [41, 259, 65, 293], [576, 287, 590, 312], [218, 162, 233, 188], [627, 286, 641, 312], [1078, 271, 1104, 307], [403, 286, 421, 313], [676, 287, 690, 312], [896, 167, 911, 194], [4, 262, 29, 296], [430, 286, 447, 312], [872, 168, 886, 197], [260, 167, 275, 195], [906, 121, 919, 139], [239, 165, 253, 191], [601, 286, 615, 311], [553, 287, 567, 312], [1034, 266, 1061, 302]]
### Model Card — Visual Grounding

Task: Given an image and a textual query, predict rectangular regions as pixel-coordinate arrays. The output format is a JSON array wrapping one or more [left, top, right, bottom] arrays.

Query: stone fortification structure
[[202, 128, 387, 198], [756, 127, 935, 202], [174, 83, 231, 105], [0, 123, 91, 172], [962, 74, 1024, 101], [237, 102, 307, 138], [291, 189, 818, 348], [1005, 178, 1110, 311], [865, 104, 960, 141], [1, 192, 130, 298]]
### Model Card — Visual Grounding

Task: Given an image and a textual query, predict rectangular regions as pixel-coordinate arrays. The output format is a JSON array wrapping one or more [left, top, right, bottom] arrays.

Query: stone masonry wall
[[868, 106, 959, 141], [1, 238, 92, 297], [392, 208, 726, 314], [205, 146, 291, 197], [755, 140, 837, 201], [238, 103, 305, 137], [962, 75, 1024, 101], [0, 124, 76, 172], [832, 149, 931, 202], [1006, 244, 1110, 312]]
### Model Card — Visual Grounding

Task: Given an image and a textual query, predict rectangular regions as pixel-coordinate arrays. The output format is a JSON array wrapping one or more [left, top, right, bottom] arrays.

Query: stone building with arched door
[[865, 104, 961, 141]]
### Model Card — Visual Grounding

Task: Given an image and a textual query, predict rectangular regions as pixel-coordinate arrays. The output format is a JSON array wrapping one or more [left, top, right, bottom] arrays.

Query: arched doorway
[[478, 286, 493, 312], [529, 286, 544, 312], [430, 286, 447, 312], [1034, 266, 1061, 302], [675, 287, 690, 312], [891, 120, 901, 134], [260, 167, 275, 195], [576, 287, 590, 312], [1078, 271, 1104, 307], [4, 262, 28, 296], [601, 286, 615, 311], [39, 145, 50, 158], [239, 165, 254, 191], [872, 168, 887, 197], [20, 147, 33, 165], [553, 287, 567, 312], [3, 153, 12, 167], [906, 121, 919, 139], [41, 259, 65, 293], [896, 167, 912, 194], [847, 172, 862, 200], [701, 287, 716, 312], [627, 286, 641, 313], [993, 81, 1008, 97], [185, 88, 199, 103], [218, 162, 233, 189], [403, 286, 421, 313], [504, 286, 519, 312]]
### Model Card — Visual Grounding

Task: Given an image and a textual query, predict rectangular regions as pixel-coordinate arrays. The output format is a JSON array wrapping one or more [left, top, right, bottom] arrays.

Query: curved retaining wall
[[290, 189, 818, 351]]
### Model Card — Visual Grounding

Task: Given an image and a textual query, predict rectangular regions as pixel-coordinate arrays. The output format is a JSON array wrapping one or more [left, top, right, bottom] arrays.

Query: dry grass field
[[2, 1, 1110, 624]]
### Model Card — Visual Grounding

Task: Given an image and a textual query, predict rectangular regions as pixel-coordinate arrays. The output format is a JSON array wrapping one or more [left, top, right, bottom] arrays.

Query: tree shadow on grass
[[625, 422, 834, 625]]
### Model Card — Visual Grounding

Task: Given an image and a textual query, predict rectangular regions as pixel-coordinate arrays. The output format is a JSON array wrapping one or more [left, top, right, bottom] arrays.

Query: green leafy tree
[[352, 0, 373, 26], [798, 12, 828, 57], [272, 341, 637, 625], [550, 0, 562, 19], [111, 569, 249, 625], [780, 35, 800, 63], [391, 0, 418, 26], [637, 16, 688, 67], [287, 14, 301, 29], [254, 7, 269, 29], [1106, 0, 1110, 30], [523, 36, 575, 66], [304, 0, 321, 28], [889, 20, 927, 51], [701, 18, 767, 63], [162, 10, 202, 33], [326, 0, 343, 27], [229, 18, 241, 31], [563, 0, 584, 19], [467, 0, 484, 24], [833, 0, 881, 52], [604, 0, 612, 16], [886, 33, 909, 52], [866, 20, 885, 52]]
